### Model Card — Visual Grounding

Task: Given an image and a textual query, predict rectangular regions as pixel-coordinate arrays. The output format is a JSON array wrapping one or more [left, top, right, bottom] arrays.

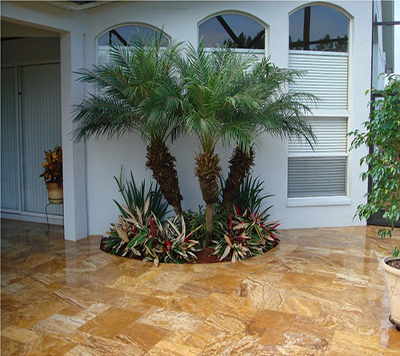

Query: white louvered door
[[1, 63, 62, 217], [1, 67, 19, 211], [20, 64, 63, 215]]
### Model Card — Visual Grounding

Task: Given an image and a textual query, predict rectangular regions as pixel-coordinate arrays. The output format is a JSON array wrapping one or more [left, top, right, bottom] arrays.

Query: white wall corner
[[61, 29, 88, 241]]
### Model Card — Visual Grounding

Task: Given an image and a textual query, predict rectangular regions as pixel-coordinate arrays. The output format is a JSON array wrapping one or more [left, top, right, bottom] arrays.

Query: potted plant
[[349, 74, 400, 331], [40, 145, 63, 204]]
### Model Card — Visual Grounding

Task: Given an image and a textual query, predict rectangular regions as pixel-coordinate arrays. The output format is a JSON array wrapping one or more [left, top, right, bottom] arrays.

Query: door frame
[[1, 63, 64, 225]]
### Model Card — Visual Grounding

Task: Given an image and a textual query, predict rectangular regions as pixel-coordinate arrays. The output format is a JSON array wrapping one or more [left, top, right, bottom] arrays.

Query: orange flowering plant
[[40, 146, 63, 186]]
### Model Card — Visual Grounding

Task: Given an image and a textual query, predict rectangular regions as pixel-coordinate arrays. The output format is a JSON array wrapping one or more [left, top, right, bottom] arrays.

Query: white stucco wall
[[2, 1, 372, 238]]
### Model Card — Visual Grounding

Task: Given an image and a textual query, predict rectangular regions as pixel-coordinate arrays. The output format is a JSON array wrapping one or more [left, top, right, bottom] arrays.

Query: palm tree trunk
[[222, 146, 255, 210], [146, 141, 183, 215], [205, 203, 214, 245], [195, 151, 222, 246]]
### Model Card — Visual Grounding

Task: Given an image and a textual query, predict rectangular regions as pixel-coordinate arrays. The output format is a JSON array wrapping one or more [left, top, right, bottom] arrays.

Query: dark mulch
[[193, 247, 220, 264], [387, 259, 400, 270]]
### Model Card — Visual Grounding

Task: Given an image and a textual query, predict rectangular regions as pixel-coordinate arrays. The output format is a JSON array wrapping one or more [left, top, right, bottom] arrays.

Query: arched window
[[199, 13, 265, 53], [287, 5, 350, 200], [97, 24, 169, 65], [289, 5, 349, 52]]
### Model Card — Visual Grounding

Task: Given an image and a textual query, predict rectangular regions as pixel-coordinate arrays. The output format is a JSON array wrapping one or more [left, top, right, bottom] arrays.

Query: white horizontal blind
[[288, 157, 347, 197], [289, 50, 348, 110], [288, 117, 347, 154]]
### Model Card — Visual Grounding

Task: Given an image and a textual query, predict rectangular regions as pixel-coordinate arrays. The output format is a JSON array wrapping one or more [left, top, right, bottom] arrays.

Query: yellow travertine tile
[[2, 219, 400, 355]]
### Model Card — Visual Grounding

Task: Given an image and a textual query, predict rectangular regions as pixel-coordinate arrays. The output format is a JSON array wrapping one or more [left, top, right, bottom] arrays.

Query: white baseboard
[[1, 212, 64, 226]]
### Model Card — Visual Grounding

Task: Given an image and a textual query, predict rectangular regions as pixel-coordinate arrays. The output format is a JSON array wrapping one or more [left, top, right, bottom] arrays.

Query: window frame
[[286, 4, 352, 206]]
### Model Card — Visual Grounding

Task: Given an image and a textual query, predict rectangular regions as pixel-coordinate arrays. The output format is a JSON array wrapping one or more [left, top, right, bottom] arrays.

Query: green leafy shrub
[[213, 206, 279, 263], [349, 74, 400, 242]]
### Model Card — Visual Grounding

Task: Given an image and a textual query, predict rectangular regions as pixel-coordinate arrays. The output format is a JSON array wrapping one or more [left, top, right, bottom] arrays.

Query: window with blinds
[[288, 5, 349, 199], [288, 118, 348, 198]]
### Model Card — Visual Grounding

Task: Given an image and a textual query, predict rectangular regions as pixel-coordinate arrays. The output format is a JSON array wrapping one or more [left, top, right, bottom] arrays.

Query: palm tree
[[222, 58, 316, 209], [176, 44, 258, 244], [71, 33, 185, 215], [222, 59, 317, 209]]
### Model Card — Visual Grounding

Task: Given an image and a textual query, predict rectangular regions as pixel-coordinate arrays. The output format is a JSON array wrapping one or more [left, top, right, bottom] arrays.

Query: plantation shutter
[[288, 50, 348, 110], [288, 118, 347, 154]]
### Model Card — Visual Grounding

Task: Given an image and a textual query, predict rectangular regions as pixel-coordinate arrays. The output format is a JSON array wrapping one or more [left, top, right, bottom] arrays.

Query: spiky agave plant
[[221, 58, 317, 209], [72, 32, 185, 215], [176, 44, 257, 245]]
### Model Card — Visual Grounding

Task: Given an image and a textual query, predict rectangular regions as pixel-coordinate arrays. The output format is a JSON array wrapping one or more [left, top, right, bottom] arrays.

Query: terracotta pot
[[46, 182, 63, 204], [382, 257, 400, 327]]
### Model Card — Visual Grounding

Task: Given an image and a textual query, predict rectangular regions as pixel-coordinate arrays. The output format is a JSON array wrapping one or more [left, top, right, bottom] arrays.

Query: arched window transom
[[289, 5, 349, 52], [199, 14, 265, 53], [97, 24, 168, 64]]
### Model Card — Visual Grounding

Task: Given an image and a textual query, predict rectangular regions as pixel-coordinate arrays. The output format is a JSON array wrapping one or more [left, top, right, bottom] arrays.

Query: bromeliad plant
[[105, 171, 201, 265], [213, 175, 279, 262], [40, 146, 63, 186], [107, 206, 201, 266], [213, 206, 279, 263], [183, 206, 227, 248], [223, 175, 273, 214]]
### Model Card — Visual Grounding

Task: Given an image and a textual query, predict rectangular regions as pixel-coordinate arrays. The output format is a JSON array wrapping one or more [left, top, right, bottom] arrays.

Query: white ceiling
[[1, 20, 60, 38]]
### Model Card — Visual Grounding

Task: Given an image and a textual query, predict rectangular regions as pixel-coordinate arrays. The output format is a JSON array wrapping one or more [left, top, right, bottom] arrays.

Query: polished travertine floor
[[1, 219, 400, 355]]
